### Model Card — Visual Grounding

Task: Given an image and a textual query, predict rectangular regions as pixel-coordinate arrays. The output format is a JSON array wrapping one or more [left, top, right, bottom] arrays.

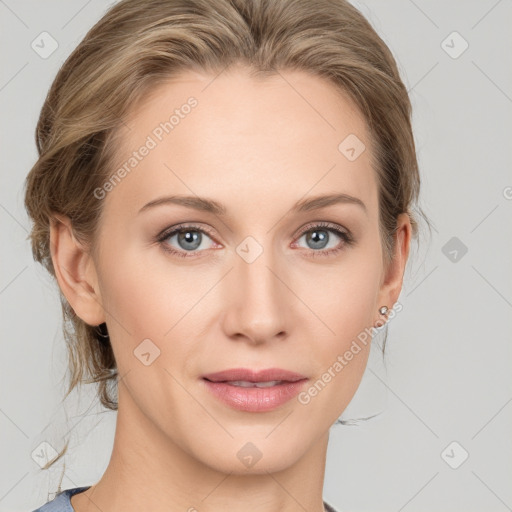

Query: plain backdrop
[[1, 1, 511, 511]]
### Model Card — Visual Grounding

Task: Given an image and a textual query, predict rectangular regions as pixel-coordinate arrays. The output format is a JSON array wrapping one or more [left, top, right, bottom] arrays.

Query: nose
[[221, 241, 292, 345]]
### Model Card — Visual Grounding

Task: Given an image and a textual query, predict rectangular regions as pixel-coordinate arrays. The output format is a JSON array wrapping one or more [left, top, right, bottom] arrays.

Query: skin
[[50, 64, 411, 512]]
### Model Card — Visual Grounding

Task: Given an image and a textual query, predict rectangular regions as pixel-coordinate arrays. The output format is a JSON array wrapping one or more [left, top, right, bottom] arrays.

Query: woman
[[25, 0, 429, 510]]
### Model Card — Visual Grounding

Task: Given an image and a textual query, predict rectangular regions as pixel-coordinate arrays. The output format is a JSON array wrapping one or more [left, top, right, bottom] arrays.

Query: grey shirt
[[31, 486, 340, 512]]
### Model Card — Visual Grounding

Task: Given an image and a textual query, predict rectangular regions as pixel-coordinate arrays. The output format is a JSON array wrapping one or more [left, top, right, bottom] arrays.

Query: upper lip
[[202, 368, 307, 383]]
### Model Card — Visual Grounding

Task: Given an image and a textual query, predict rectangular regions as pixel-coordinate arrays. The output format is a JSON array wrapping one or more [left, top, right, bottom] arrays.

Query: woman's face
[[80, 65, 409, 474]]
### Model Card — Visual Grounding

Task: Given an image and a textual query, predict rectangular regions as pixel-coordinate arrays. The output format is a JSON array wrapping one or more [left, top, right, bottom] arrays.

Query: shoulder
[[323, 499, 340, 512], [30, 486, 91, 512]]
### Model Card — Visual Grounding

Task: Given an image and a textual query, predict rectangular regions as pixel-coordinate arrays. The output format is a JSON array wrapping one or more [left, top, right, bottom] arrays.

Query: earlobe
[[49, 214, 106, 326]]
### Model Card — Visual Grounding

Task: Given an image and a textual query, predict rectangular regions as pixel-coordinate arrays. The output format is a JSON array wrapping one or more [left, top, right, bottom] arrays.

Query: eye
[[156, 224, 218, 258], [292, 222, 354, 257], [156, 221, 354, 259]]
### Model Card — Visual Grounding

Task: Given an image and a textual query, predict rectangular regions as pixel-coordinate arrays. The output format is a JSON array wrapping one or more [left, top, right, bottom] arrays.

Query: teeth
[[226, 380, 283, 388]]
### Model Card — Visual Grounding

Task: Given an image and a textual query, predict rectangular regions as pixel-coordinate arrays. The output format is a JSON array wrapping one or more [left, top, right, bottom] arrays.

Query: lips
[[201, 368, 308, 412], [202, 367, 307, 383]]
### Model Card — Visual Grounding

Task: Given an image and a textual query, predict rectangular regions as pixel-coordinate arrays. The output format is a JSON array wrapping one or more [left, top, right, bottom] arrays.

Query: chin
[[190, 432, 310, 476]]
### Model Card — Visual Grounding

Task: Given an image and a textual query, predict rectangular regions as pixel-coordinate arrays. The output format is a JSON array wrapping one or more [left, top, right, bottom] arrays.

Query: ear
[[375, 213, 412, 324], [49, 214, 106, 326]]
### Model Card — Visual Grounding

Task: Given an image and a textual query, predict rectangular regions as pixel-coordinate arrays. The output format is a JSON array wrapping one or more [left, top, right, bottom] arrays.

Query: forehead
[[104, 66, 378, 220]]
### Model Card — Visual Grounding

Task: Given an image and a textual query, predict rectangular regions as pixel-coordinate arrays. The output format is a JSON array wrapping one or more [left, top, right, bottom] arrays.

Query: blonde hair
[[25, 0, 431, 445]]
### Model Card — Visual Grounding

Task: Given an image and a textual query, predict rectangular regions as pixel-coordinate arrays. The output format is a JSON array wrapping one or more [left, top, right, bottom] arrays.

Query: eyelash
[[155, 221, 354, 259]]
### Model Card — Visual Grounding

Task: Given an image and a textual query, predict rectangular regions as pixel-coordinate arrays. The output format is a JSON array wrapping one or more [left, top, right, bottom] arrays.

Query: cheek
[[296, 267, 377, 424], [96, 245, 209, 364], [291, 245, 381, 404], [292, 250, 382, 340]]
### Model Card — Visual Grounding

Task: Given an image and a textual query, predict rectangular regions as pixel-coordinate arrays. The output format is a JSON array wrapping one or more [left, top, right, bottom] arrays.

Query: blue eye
[[293, 222, 353, 258], [157, 224, 217, 258], [156, 222, 354, 259]]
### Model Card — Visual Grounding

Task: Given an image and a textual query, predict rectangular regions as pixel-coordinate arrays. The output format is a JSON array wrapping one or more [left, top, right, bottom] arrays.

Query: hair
[[24, 0, 432, 474]]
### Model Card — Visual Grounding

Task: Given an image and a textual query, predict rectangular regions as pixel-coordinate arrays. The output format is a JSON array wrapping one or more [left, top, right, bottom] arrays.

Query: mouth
[[204, 379, 290, 388], [202, 367, 307, 383], [201, 368, 308, 412]]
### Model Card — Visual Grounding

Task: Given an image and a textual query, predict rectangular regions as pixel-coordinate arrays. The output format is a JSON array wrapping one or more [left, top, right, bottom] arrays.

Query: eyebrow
[[138, 192, 367, 216]]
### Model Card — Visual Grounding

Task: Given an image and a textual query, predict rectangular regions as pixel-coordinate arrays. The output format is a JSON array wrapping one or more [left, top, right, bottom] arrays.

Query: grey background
[[1, 1, 511, 511]]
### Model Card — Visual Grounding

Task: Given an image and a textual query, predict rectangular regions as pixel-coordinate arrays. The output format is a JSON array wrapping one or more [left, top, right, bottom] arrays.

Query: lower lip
[[202, 379, 308, 412]]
